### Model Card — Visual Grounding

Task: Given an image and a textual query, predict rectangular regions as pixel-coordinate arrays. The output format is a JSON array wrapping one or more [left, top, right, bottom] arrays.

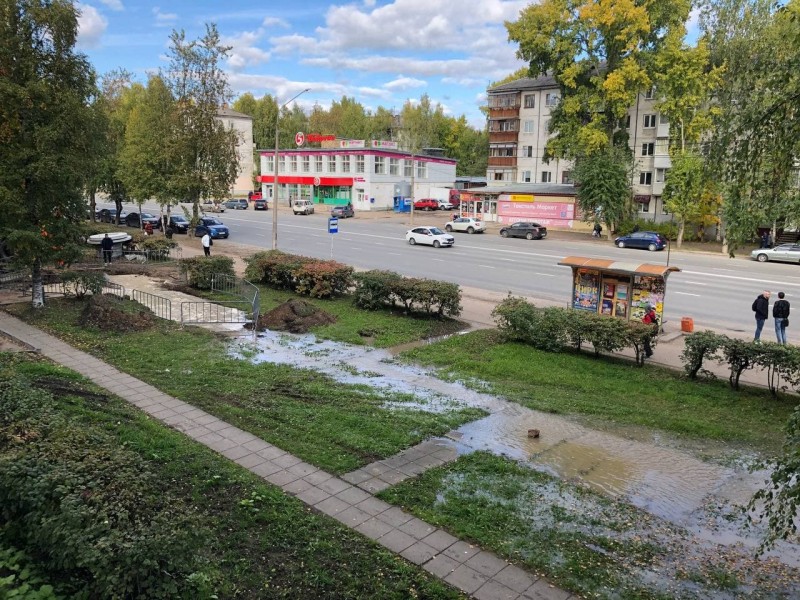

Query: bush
[[352, 270, 461, 318], [244, 251, 313, 291], [179, 256, 235, 289], [681, 331, 727, 379], [293, 261, 354, 299], [353, 270, 403, 310], [616, 217, 678, 241], [139, 237, 178, 260], [59, 271, 105, 298]]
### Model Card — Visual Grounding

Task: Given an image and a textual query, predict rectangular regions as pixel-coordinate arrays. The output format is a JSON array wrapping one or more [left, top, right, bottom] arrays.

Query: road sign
[[295, 131, 305, 146], [328, 217, 338, 234]]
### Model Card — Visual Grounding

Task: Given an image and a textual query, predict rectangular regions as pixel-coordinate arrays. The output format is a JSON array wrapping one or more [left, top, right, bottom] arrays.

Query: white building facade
[[487, 76, 672, 222], [258, 141, 457, 211], [216, 107, 254, 197]]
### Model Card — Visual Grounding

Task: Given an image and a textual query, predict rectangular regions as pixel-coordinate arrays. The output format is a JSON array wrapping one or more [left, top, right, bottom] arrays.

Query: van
[[292, 199, 315, 215]]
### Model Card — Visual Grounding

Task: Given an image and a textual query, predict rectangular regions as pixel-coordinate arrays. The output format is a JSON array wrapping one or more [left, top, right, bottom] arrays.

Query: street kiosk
[[558, 256, 680, 325]]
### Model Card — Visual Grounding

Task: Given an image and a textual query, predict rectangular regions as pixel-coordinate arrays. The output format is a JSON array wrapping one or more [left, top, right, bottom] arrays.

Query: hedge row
[[352, 270, 461, 317], [492, 296, 656, 364], [682, 330, 800, 395], [179, 256, 235, 289], [244, 251, 352, 299]]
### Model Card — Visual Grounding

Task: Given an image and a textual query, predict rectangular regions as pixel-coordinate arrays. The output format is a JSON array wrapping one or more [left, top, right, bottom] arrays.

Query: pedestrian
[[752, 290, 771, 341], [773, 291, 790, 345], [761, 232, 769, 248], [201, 232, 212, 256], [165, 225, 173, 240], [642, 304, 658, 358], [162, 214, 169, 231], [767, 232, 774, 248], [592, 223, 602, 237], [100, 233, 113, 265], [143, 221, 153, 236]]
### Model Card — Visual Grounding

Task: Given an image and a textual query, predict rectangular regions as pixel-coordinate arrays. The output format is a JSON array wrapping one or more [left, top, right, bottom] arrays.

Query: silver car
[[751, 244, 800, 263]]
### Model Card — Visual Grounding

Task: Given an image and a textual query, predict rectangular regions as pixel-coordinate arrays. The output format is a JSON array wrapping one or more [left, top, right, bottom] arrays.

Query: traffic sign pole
[[328, 217, 338, 258]]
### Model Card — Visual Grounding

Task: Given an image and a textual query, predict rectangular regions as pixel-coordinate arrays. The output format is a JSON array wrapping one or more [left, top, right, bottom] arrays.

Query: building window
[[644, 87, 655, 100], [356, 155, 365, 173], [641, 143, 655, 156], [341, 155, 350, 172], [327, 155, 336, 172], [659, 113, 669, 124], [521, 145, 533, 158], [643, 114, 656, 128], [656, 168, 668, 183], [639, 201, 651, 213], [524, 94, 535, 109], [522, 170, 531, 183], [658, 197, 669, 214], [541, 171, 552, 183], [315, 156, 323, 171], [302, 156, 310, 172], [404, 159, 413, 177], [489, 93, 518, 108], [493, 171, 504, 181], [639, 171, 653, 185], [561, 170, 572, 184], [416, 161, 427, 179], [290, 156, 298, 172], [490, 145, 516, 157], [265, 156, 274, 173], [545, 93, 559, 107], [389, 158, 399, 175], [523, 120, 534, 134], [374, 156, 385, 174], [543, 119, 551, 134]]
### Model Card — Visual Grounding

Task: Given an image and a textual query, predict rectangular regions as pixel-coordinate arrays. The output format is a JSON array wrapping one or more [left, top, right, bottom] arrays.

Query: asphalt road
[[96, 202, 799, 336]]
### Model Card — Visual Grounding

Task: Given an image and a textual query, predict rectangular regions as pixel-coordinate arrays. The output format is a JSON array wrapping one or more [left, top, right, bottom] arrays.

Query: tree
[[507, 0, 692, 158], [0, 0, 96, 308], [163, 24, 239, 216], [571, 147, 631, 237], [662, 150, 705, 246], [443, 116, 488, 176]]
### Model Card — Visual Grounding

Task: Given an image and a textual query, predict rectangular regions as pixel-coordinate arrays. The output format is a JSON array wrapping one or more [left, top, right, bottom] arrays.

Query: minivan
[[292, 199, 315, 215]]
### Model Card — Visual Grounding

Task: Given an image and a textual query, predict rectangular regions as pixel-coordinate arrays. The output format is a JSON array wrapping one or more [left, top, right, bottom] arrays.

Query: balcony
[[488, 131, 519, 143], [654, 154, 671, 169], [488, 107, 520, 119], [488, 156, 518, 168]]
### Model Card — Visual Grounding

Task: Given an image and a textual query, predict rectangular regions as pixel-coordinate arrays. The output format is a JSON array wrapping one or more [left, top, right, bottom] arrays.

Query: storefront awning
[[633, 195, 652, 203], [558, 256, 680, 278]]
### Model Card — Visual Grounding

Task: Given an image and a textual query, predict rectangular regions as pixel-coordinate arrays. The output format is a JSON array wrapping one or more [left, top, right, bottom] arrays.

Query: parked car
[[499, 221, 547, 240], [253, 199, 268, 210], [445, 217, 486, 234], [248, 191, 262, 201], [413, 199, 439, 211], [204, 203, 225, 213], [194, 216, 229, 239], [614, 231, 667, 251], [168, 215, 190, 234], [331, 204, 354, 218], [751, 244, 800, 263], [405, 226, 455, 248], [292, 199, 315, 215], [223, 199, 248, 210], [437, 199, 456, 210], [97, 208, 129, 224], [125, 212, 161, 229]]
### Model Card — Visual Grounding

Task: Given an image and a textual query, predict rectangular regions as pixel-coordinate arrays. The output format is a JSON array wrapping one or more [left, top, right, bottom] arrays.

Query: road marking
[[478, 265, 496, 269], [681, 269, 800, 288], [675, 291, 702, 297], [681, 281, 708, 286], [534, 272, 555, 277], [431, 258, 446, 262]]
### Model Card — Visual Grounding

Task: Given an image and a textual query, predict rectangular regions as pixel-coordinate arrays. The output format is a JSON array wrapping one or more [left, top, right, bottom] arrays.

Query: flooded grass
[[380, 451, 800, 599]]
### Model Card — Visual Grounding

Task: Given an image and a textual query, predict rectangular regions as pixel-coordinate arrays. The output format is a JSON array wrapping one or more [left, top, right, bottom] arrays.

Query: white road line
[[535, 272, 555, 277], [675, 291, 702, 297], [681, 269, 800, 288], [478, 265, 496, 269], [681, 281, 708, 286]]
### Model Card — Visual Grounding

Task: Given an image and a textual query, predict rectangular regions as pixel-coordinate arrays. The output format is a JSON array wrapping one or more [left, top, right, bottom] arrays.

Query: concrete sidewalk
[[0, 310, 573, 600]]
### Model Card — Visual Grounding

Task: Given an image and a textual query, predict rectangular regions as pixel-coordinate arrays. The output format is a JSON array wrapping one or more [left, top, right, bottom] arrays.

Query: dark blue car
[[614, 231, 666, 251], [195, 216, 229, 239]]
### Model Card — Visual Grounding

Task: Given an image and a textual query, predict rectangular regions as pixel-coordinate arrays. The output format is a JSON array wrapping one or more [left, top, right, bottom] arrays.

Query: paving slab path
[[0, 310, 575, 600]]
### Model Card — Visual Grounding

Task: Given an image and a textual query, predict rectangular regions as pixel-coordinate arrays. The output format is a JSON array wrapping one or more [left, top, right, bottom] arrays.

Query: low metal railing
[[179, 301, 250, 324], [131, 289, 172, 320]]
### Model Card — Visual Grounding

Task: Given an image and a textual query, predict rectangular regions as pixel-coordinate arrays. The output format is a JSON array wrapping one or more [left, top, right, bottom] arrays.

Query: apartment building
[[487, 75, 672, 223], [216, 107, 255, 197]]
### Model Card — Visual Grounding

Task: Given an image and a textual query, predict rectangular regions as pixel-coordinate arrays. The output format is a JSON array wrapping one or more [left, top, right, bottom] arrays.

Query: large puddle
[[230, 329, 800, 581]]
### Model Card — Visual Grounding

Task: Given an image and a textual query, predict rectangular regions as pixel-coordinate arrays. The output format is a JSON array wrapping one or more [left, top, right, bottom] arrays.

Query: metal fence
[[132, 289, 171, 320], [178, 274, 259, 327]]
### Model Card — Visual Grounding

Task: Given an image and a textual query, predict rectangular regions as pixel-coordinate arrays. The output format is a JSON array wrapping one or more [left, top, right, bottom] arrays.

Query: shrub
[[616, 217, 678, 241], [293, 261, 354, 299], [352, 270, 461, 317], [752, 343, 800, 398], [59, 271, 105, 298], [179, 256, 235, 290], [140, 237, 178, 261], [721, 338, 758, 390], [353, 270, 403, 310], [244, 251, 312, 290], [681, 331, 727, 379]]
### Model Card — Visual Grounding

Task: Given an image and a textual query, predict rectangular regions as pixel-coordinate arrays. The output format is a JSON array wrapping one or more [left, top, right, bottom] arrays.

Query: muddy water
[[231, 329, 800, 571]]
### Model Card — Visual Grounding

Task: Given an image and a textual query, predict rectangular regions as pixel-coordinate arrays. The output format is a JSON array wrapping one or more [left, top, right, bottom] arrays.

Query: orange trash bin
[[681, 317, 694, 333]]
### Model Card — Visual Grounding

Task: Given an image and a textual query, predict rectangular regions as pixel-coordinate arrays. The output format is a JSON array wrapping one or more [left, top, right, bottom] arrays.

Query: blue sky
[[75, 0, 534, 128]]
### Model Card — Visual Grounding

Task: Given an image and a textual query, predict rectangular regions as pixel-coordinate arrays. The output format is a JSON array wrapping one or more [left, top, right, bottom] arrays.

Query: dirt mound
[[257, 298, 337, 333], [78, 295, 157, 333]]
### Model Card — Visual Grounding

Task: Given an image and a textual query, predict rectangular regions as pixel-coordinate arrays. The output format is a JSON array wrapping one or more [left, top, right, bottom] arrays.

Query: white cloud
[[384, 76, 427, 91], [357, 86, 392, 99], [99, 0, 124, 11], [270, 34, 318, 56], [222, 29, 271, 71], [262, 16, 290, 28], [153, 7, 177, 27], [76, 3, 107, 49]]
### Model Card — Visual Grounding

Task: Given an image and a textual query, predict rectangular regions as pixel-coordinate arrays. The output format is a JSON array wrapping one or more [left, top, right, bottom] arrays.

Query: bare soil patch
[[78, 295, 158, 333], [256, 298, 337, 333]]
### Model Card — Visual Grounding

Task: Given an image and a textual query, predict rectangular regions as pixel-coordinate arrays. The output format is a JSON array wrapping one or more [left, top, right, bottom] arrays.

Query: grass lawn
[[6, 298, 483, 474], [0, 353, 467, 599], [401, 329, 799, 455]]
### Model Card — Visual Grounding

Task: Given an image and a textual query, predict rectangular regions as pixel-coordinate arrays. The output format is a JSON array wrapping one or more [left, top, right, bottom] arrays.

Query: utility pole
[[409, 153, 415, 227]]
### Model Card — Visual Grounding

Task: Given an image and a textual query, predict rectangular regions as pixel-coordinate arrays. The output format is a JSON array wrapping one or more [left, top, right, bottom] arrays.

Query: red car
[[413, 199, 439, 211]]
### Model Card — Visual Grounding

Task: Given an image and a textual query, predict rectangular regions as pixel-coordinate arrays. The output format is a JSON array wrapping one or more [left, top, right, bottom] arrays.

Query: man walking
[[752, 290, 771, 341], [773, 291, 790, 345], [201, 232, 211, 257], [100, 233, 113, 266]]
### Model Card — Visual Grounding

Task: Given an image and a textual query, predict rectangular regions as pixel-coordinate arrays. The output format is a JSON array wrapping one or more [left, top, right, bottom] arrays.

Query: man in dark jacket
[[752, 290, 771, 341], [773, 291, 790, 345], [100, 233, 113, 266]]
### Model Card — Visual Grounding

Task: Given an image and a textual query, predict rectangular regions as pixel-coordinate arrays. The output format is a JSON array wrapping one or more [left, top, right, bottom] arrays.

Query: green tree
[[0, 0, 96, 308], [163, 24, 239, 216], [443, 116, 488, 176], [662, 150, 705, 246], [507, 0, 691, 158], [571, 148, 632, 237]]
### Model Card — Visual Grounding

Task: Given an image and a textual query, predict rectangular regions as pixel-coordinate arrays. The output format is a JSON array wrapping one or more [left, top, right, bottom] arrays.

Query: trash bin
[[681, 317, 694, 333]]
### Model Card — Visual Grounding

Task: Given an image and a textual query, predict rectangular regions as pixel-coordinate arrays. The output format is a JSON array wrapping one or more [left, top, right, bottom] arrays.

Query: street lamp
[[273, 88, 310, 250]]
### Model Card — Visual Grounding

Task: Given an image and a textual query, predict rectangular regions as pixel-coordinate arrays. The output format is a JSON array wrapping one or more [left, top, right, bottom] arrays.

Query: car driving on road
[[253, 199, 268, 210], [751, 244, 800, 263], [499, 221, 547, 240], [445, 217, 485, 234], [614, 231, 667, 251], [224, 199, 248, 210], [405, 226, 454, 248]]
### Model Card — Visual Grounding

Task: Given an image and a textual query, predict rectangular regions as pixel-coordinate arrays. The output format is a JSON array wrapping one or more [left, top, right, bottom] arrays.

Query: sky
[[74, 0, 534, 129]]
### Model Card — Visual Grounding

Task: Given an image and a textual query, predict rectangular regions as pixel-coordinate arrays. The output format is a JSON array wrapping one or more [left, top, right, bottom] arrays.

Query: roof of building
[[466, 183, 576, 196], [558, 256, 680, 278], [489, 74, 558, 93], [216, 107, 253, 120]]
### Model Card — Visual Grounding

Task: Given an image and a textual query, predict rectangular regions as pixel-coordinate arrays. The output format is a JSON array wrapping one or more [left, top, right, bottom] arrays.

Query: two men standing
[[753, 290, 791, 344]]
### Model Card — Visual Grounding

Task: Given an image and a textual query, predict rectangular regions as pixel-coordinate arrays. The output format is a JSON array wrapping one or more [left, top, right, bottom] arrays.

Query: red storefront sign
[[496, 200, 575, 228]]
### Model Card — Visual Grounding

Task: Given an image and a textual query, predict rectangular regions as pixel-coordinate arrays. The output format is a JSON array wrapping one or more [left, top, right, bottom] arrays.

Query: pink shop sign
[[497, 201, 575, 220]]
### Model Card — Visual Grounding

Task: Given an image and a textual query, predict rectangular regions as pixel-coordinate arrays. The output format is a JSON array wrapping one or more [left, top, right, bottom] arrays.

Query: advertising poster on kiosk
[[573, 269, 600, 311], [632, 276, 665, 320]]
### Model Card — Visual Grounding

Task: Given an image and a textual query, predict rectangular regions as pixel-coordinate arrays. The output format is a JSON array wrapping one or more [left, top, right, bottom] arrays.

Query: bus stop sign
[[328, 217, 338, 234]]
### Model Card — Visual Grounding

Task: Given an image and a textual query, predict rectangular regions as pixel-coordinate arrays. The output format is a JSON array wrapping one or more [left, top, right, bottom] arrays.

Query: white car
[[445, 217, 486, 234], [437, 199, 456, 210], [292, 199, 315, 215], [405, 226, 455, 248]]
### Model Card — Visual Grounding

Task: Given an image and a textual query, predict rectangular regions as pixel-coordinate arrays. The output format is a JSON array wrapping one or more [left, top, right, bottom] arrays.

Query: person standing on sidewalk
[[773, 291, 790, 345], [752, 290, 771, 341], [642, 304, 658, 358], [100, 233, 113, 266], [201, 232, 211, 257]]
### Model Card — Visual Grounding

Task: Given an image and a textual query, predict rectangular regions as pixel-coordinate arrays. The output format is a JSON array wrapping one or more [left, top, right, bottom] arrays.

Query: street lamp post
[[272, 88, 310, 250]]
